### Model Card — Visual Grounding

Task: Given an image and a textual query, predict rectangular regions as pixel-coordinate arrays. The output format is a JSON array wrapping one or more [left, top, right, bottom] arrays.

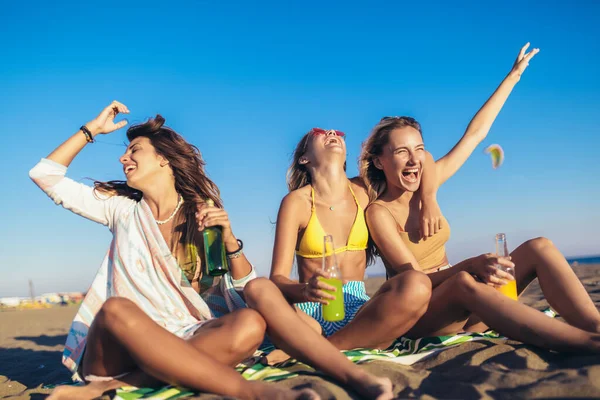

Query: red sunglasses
[[309, 127, 345, 137]]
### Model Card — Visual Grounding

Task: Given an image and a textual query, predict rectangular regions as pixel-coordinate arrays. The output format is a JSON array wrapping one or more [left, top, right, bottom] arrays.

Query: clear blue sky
[[1, 1, 599, 297]]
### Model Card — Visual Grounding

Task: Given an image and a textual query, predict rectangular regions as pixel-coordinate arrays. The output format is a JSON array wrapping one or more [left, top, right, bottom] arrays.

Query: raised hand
[[510, 42, 540, 79], [196, 201, 235, 244], [86, 101, 130, 136]]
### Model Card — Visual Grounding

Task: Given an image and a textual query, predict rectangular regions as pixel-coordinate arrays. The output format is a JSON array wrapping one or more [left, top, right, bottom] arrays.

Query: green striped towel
[[113, 330, 505, 399]]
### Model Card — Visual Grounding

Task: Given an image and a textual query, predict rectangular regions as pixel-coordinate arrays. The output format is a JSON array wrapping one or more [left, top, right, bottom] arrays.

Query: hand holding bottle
[[304, 269, 337, 305], [469, 254, 515, 288], [196, 199, 229, 277], [196, 200, 235, 245]]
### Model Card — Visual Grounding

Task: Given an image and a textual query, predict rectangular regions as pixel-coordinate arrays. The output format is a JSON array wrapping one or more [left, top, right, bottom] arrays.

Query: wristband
[[80, 125, 94, 143], [226, 239, 244, 259]]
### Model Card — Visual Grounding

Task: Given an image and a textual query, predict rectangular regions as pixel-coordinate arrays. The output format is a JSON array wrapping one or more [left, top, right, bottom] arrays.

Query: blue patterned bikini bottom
[[296, 280, 370, 337]]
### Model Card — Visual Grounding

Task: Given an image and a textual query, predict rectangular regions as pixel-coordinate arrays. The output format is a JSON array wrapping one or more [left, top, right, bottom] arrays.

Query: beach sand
[[2, 265, 599, 399]]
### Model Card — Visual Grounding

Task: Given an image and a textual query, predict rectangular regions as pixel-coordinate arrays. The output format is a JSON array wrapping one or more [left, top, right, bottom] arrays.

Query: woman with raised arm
[[269, 126, 442, 351], [32, 102, 393, 400], [362, 44, 600, 352]]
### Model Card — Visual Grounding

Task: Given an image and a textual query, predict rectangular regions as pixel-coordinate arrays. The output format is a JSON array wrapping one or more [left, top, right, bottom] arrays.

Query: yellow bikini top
[[296, 185, 369, 258]]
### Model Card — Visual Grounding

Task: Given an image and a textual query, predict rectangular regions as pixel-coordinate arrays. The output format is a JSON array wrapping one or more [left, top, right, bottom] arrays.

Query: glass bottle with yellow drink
[[320, 235, 345, 322], [495, 233, 518, 300]]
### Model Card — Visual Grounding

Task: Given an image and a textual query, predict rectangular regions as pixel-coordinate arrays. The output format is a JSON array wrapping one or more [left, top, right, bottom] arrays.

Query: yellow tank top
[[296, 186, 369, 258], [371, 201, 451, 270]]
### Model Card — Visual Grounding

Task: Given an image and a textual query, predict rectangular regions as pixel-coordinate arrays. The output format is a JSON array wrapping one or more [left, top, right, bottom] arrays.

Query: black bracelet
[[80, 125, 94, 143], [226, 239, 243, 256]]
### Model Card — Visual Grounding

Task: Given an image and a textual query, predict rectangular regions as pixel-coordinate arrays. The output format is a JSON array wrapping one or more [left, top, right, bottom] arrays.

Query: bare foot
[[349, 373, 394, 400], [46, 384, 104, 400], [266, 349, 292, 365], [248, 381, 321, 400]]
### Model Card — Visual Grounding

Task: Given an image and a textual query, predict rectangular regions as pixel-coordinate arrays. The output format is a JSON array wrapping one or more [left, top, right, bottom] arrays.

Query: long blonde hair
[[359, 117, 422, 265], [286, 133, 312, 192], [359, 117, 422, 201]]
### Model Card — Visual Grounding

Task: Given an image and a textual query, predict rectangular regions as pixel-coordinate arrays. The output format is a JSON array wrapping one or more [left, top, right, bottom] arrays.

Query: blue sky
[[1, 1, 599, 297]]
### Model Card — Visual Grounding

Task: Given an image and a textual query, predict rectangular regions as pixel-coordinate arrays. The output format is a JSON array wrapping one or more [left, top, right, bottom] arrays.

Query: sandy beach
[[2, 265, 599, 399]]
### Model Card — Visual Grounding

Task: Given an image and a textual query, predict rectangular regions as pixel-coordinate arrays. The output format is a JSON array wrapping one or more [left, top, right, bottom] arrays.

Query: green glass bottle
[[321, 235, 345, 322], [202, 199, 229, 277]]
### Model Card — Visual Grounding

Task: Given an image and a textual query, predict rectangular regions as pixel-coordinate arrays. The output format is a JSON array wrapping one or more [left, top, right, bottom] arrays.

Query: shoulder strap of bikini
[[369, 201, 404, 232]]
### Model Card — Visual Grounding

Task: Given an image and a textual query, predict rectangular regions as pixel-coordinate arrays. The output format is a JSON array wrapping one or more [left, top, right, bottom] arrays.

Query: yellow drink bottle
[[321, 235, 345, 322], [495, 233, 518, 300]]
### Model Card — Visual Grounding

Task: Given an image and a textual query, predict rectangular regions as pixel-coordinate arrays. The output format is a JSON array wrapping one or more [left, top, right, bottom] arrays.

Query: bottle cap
[[205, 199, 214, 207]]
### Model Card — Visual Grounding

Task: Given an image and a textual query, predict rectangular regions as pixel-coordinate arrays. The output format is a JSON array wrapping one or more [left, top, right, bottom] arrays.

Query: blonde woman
[[361, 44, 600, 353], [270, 127, 441, 350]]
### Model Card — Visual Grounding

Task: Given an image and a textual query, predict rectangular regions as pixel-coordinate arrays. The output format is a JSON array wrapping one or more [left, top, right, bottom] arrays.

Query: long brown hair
[[286, 131, 347, 192], [94, 115, 222, 266], [359, 116, 422, 265], [286, 133, 312, 191], [359, 117, 422, 201]]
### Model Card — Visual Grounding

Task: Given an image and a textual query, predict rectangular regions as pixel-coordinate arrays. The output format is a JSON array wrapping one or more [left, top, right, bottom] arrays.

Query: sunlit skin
[[270, 127, 441, 352], [41, 102, 394, 400], [367, 44, 600, 353]]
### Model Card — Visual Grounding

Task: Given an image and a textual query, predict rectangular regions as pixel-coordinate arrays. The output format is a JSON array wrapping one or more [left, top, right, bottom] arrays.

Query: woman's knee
[[98, 297, 136, 329], [243, 277, 277, 306], [389, 270, 432, 307], [523, 237, 554, 253], [94, 297, 137, 331], [453, 271, 479, 297], [228, 308, 267, 354]]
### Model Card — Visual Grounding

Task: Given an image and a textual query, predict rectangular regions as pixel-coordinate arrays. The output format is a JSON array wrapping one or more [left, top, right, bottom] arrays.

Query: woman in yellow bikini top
[[296, 185, 368, 259], [269, 126, 442, 350]]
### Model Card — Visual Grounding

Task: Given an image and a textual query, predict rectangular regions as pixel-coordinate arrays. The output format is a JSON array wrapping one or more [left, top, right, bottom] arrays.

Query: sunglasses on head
[[309, 127, 345, 137]]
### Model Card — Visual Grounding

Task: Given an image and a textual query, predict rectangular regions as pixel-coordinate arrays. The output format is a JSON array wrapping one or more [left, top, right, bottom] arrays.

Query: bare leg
[[462, 315, 488, 333], [49, 297, 320, 400], [267, 307, 323, 365], [511, 237, 600, 333], [47, 370, 158, 400], [245, 278, 394, 400], [328, 270, 432, 350], [295, 305, 324, 335], [187, 308, 268, 366], [407, 271, 600, 353]]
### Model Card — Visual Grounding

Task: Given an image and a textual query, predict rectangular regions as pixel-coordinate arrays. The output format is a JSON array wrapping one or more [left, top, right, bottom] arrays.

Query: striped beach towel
[[109, 309, 558, 398], [110, 330, 506, 399]]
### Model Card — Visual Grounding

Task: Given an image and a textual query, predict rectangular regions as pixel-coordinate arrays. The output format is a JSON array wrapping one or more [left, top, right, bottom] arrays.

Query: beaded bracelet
[[226, 239, 244, 259], [80, 125, 94, 143]]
